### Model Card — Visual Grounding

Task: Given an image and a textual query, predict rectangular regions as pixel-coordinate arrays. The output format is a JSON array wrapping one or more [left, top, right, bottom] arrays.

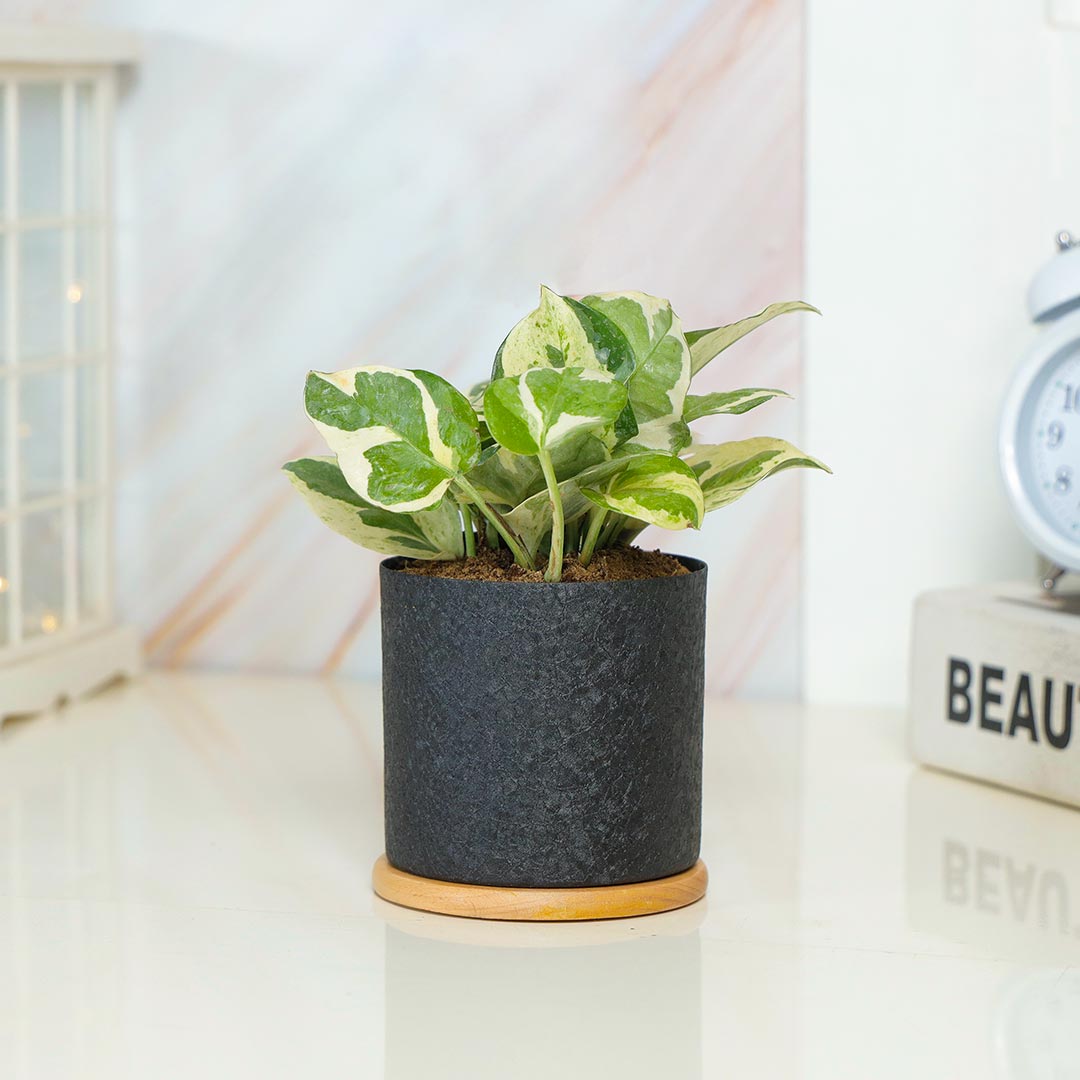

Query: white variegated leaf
[[464, 432, 608, 510], [683, 387, 791, 422], [467, 379, 489, 412], [483, 367, 627, 457], [687, 301, 819, 377], [304, 365, 480, 512], [685, 437, 831, 512], [580, 291, 691, 454], [284, 457, 464, 559], [581, 454, 703, 531], [493, 286, 606, 378], [505, 449, 663, 558]]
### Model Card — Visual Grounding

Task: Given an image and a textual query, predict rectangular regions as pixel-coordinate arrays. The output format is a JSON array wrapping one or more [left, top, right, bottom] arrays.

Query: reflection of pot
[[379, 557, 707, 889], [994, 969, 1080, 1080], [384, 922, 703, 1080]]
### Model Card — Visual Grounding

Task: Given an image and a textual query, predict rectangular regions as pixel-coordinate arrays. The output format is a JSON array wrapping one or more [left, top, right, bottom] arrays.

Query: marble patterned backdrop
[[14, 0, 805, 694]]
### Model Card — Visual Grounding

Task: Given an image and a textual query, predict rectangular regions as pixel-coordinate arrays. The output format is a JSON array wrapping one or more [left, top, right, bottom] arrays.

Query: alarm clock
[[1000, 231, 1080, 588]]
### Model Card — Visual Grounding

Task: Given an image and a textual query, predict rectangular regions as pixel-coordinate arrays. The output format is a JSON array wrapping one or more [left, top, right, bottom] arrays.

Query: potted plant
[[285, 286, 828, 921]]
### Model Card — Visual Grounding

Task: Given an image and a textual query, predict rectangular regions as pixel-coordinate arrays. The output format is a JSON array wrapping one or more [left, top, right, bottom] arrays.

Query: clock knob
[[1028, 230, 1080, 322]]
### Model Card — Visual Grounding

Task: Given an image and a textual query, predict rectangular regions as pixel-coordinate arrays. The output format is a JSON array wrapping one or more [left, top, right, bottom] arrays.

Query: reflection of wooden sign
[[910, 584, 1080, 808], [907, 767, 1080, 1071], [905, 767, 1080, 965]]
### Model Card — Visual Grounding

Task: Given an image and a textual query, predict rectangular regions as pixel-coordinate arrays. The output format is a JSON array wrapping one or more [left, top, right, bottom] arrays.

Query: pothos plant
[[284, 287, 829, 581]]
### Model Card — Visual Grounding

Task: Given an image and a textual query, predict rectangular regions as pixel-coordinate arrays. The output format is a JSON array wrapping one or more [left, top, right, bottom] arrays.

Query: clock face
[[1022, 342, 1080, 539], [1001, 319, 1080, 572]]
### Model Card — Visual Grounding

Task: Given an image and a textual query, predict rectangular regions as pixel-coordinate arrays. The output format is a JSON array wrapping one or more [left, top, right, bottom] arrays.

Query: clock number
[[1048, 421, 1065, 449], [1064, 385, 1080, 412], [1056, 465, 1072, 493]]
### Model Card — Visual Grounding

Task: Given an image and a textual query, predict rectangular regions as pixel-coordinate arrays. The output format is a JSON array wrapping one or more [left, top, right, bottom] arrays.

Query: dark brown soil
[[401, 546, 689, 583]]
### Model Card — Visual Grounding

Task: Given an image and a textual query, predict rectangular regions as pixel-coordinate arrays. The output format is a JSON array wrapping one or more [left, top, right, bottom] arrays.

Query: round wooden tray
[[372, 856, 708, 922]]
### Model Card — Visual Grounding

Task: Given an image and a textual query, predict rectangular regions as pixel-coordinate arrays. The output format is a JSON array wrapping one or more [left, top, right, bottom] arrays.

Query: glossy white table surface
[[1, 672, 1077, 1079]]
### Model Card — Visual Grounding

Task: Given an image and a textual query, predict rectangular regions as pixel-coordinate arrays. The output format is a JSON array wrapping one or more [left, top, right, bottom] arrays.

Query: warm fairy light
[[40, 612, 59, 634], [17, 422, 30, 438], [66, 283, 84, 304], [0, 576, 7, 594]]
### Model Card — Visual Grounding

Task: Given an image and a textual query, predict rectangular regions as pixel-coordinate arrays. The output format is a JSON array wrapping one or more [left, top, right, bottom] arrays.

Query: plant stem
[[597, 511, 624, 549], [486, 519, 500, 549], [537, 448, 564, 582], [579, 507, 606, 567], [565, 516, 580, 556], [460, 502, 476, 557], [452, 476, 533, 569]]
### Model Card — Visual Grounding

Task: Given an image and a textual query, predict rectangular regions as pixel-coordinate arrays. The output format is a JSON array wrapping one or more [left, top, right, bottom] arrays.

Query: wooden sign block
[[910, 583, 1080, 809]]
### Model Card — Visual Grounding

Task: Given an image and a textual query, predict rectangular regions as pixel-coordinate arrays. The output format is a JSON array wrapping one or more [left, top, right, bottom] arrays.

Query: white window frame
[[0, 65, 114, 662], [0, 27, 139, 717]]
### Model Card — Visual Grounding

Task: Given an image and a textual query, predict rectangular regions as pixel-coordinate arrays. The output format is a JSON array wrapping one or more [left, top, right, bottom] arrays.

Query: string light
[[40, 612, 59, 634], [0, 576, 7, 594], [66, 283, 83, 304]]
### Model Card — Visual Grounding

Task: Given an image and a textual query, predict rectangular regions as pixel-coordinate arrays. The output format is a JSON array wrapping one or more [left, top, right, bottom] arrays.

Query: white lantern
[[0, 27, 140, 719]]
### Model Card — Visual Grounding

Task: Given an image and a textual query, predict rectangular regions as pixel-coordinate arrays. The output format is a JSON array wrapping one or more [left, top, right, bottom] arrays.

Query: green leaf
[[563, 296, 636, 382], [683, 387, 792, 422], [684, 437, 831, 512], [564, 297, 639, 444], [467, 379, 489, 411], [304, 365, 480, 512], [580, 291, 692, 454], [483, 367, 628, 457], [686, 301, 819, 377], [283, 457, 464, 559], [504, 449, 663, 558], [493, 286, 607, 378], [463, 432, 608, 510], [581, 453, 703, 530]]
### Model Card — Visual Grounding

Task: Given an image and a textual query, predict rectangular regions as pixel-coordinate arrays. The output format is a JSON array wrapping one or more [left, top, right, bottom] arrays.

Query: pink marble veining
[[14, 0, 806, 695]]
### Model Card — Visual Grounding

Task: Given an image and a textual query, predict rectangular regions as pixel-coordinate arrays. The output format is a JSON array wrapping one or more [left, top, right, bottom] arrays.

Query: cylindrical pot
[[379, 555, 707, 888]]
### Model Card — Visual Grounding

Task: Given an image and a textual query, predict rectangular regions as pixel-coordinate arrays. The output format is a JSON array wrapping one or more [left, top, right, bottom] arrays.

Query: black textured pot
[[379, 555, 707, 889]]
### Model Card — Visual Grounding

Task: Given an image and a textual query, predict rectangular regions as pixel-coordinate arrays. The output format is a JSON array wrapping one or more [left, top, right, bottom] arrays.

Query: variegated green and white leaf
[[580, 291, 691, 454], [504, 449, 661, 558], [686, 301, 819, 377], [493, 286, 607, 378], [683, 387, 791, 422], [563, 296, 636, 383], [464, 432, 608, 510], [304, 365, 480, 513], [581, 453, 703, 531], [483, 366, 627, 457], [685, 437, 831, 512], [283, 456, 464, 559], [467, 379, 489, 412]]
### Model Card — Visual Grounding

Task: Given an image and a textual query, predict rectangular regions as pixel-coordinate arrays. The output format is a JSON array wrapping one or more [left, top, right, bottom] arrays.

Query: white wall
[[804, 0, 1080, 706]]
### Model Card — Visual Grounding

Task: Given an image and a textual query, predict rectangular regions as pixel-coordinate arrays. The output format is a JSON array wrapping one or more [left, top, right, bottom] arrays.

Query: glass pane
[[0, 377, 6, 507], [19, 228, 63, 360], [21, 508, 63, 640], [0, 234, 6, 364], [74, 82, 98, 215], [77, 496, 105, 622], [18, 371, 63, 500], [18, 83, 63, 219], [72, 227, 101, 353], [0, 85, 5, 218], [75, 361, 100, 486], [0, 526, 8, 648]]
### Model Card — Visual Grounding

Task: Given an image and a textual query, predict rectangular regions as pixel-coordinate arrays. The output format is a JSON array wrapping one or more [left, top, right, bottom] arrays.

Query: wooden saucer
[[372, 855, 707, 922]]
